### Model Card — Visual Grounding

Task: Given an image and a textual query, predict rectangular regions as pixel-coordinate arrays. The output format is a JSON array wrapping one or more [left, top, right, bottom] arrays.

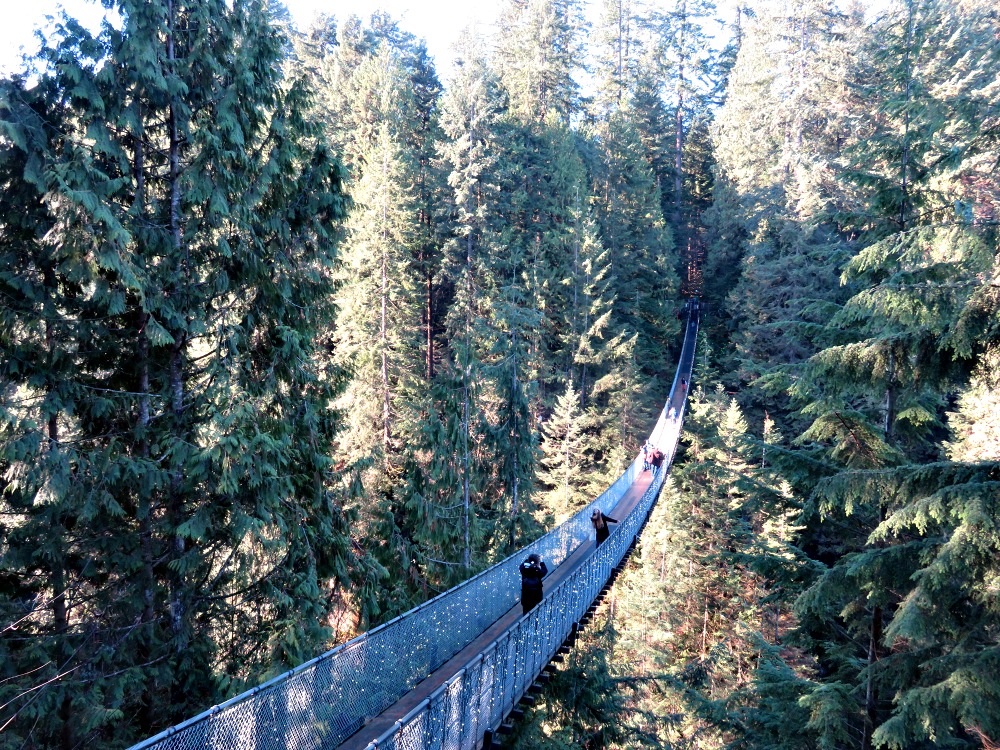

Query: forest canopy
[[1, 0, 998, 749]]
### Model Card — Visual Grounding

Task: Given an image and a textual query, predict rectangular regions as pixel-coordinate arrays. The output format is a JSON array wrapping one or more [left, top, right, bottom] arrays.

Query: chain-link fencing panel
[[132, 309, 699, 750], [129, 462, 643, 750], [363, 453, 678, 749]]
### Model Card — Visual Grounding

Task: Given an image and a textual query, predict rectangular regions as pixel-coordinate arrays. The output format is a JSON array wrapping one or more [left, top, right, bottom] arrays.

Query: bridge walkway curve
[[337, 470, 656, 749], [129, 299, 700, 750]]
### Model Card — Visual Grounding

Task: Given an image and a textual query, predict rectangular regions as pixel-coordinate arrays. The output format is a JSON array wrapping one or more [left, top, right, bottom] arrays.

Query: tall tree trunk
[[45, 267, 74, 750], [166, 0, 187, 655], [862, 604, 884, 750], [863, 350, 897, 750], [899, 1, 915, 230], [426, 265, 434, 382], [54, 538, 72, 750], [700, 602, 709, 657], [134, 125, 158, 733], [616, 1, 623, 106], [462, 218, 474, 570], [580, 233, 591, 408], [381, 145, 391, 451], [571, 190, 580, 385], [673, 0, 686, 238], [462, 367, 471, 569], [507, 332, 521, 552]]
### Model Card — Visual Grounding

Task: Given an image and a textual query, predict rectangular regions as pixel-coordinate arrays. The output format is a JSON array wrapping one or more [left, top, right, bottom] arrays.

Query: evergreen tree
[[0, 2, 358, 746], [586, 114, 680, 378], [704, 0, 862, 420], [741, 2, 1000, 747], [495, 0, 587, 123], [485, 220, 543, 551], [331, 47, 423, 464], [569, 213, 616, 410], [537, 381, 590, 524], [944, 347, 1000, 462], [591, 0, 641, 118], [404, 32, 508, 583], [645, 0, 718, 242], [0, 73, 99, 750]]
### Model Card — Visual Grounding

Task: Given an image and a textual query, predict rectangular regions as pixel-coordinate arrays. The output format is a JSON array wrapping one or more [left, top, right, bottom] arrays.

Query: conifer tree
[[485, 230, 543, 551], [509, 121, 596, 402], [569, 215, 617, 409], [1, 2, 358, 745], [495, 0, 586, 123], [645, 0, 717, 241], [754, 2, 1000, 747], [405, 41, 446, 383], [0, 73, 99, 750], [704, 0, 862, 418], [591, 0, 640, 118], [627, 57, 674, 207], [331, 47, 423, 464], [404, 32, 508, 581], [586, 115, 680, 378], [944, 348, 1000, 462], [537, 381, 590, 523]]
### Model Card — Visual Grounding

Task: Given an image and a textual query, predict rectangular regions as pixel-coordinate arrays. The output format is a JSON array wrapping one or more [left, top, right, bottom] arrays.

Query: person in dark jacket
[[519, 553, 548, 614], [591, 508, 619, 546], [650, 447, 665, 476]]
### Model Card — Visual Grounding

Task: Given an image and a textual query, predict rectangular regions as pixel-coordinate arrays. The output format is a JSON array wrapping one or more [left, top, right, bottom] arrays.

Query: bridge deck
[[125, 304, 699, 750], [337, 468, 660, 749]]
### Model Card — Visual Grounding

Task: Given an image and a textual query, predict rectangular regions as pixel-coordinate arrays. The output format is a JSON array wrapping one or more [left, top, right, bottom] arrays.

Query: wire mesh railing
[[130, 302, 699, 750], [365, 331, 698, 750], [366, 439, 676, 750]]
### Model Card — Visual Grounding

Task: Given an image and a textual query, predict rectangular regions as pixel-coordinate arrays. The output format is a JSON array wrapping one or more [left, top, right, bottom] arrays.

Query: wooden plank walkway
[[336, 469, 656, 750]]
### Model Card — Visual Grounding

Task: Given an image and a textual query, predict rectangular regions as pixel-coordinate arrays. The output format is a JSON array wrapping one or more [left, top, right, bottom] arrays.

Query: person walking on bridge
[[519, 554, 548, 615], [650, 447, 665, 476], [591, 508, 619, 547]]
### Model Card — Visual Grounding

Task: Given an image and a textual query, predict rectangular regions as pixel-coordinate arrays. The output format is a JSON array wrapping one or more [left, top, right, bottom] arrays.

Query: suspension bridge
[[130, 300, 701, 750]]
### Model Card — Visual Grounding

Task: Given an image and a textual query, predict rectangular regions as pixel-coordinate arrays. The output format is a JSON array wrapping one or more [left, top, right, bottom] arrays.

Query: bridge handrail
[[363, 301, 698, 749], [129, 301, 699, 750], [366, 441, 677, 750]]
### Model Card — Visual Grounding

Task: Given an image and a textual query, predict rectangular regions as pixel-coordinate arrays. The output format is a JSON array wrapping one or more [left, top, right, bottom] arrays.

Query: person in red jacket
[[651, 447, 665, 476]]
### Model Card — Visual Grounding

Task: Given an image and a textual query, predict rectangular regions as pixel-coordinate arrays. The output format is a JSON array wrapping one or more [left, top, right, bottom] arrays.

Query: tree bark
[[462, 218, 473, 569], [166, 0, 188, 655], [507, 333, 521, 552], [673, 0, 686, 239], [380, 140, 391, 451], [899, 1, 915, 229], [862, 604, 884, 750], [45, 266, 74, 750], [132, 121, 159, 730], [426, 265, 434, 381], [864, 351, 897, 749]]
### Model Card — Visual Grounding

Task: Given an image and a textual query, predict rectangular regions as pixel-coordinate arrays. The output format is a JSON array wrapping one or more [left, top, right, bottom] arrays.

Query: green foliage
[[0, 2, 361, 746], [7, 0, 997, 748], [496, 0, 586, 123], [693, 0, 1000, 748], [508, 621, 631, 749], [537, 381, 591, 523]]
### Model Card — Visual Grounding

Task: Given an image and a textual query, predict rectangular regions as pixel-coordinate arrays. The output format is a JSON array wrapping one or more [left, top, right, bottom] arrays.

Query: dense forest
[[0, 0, 997, 748]]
